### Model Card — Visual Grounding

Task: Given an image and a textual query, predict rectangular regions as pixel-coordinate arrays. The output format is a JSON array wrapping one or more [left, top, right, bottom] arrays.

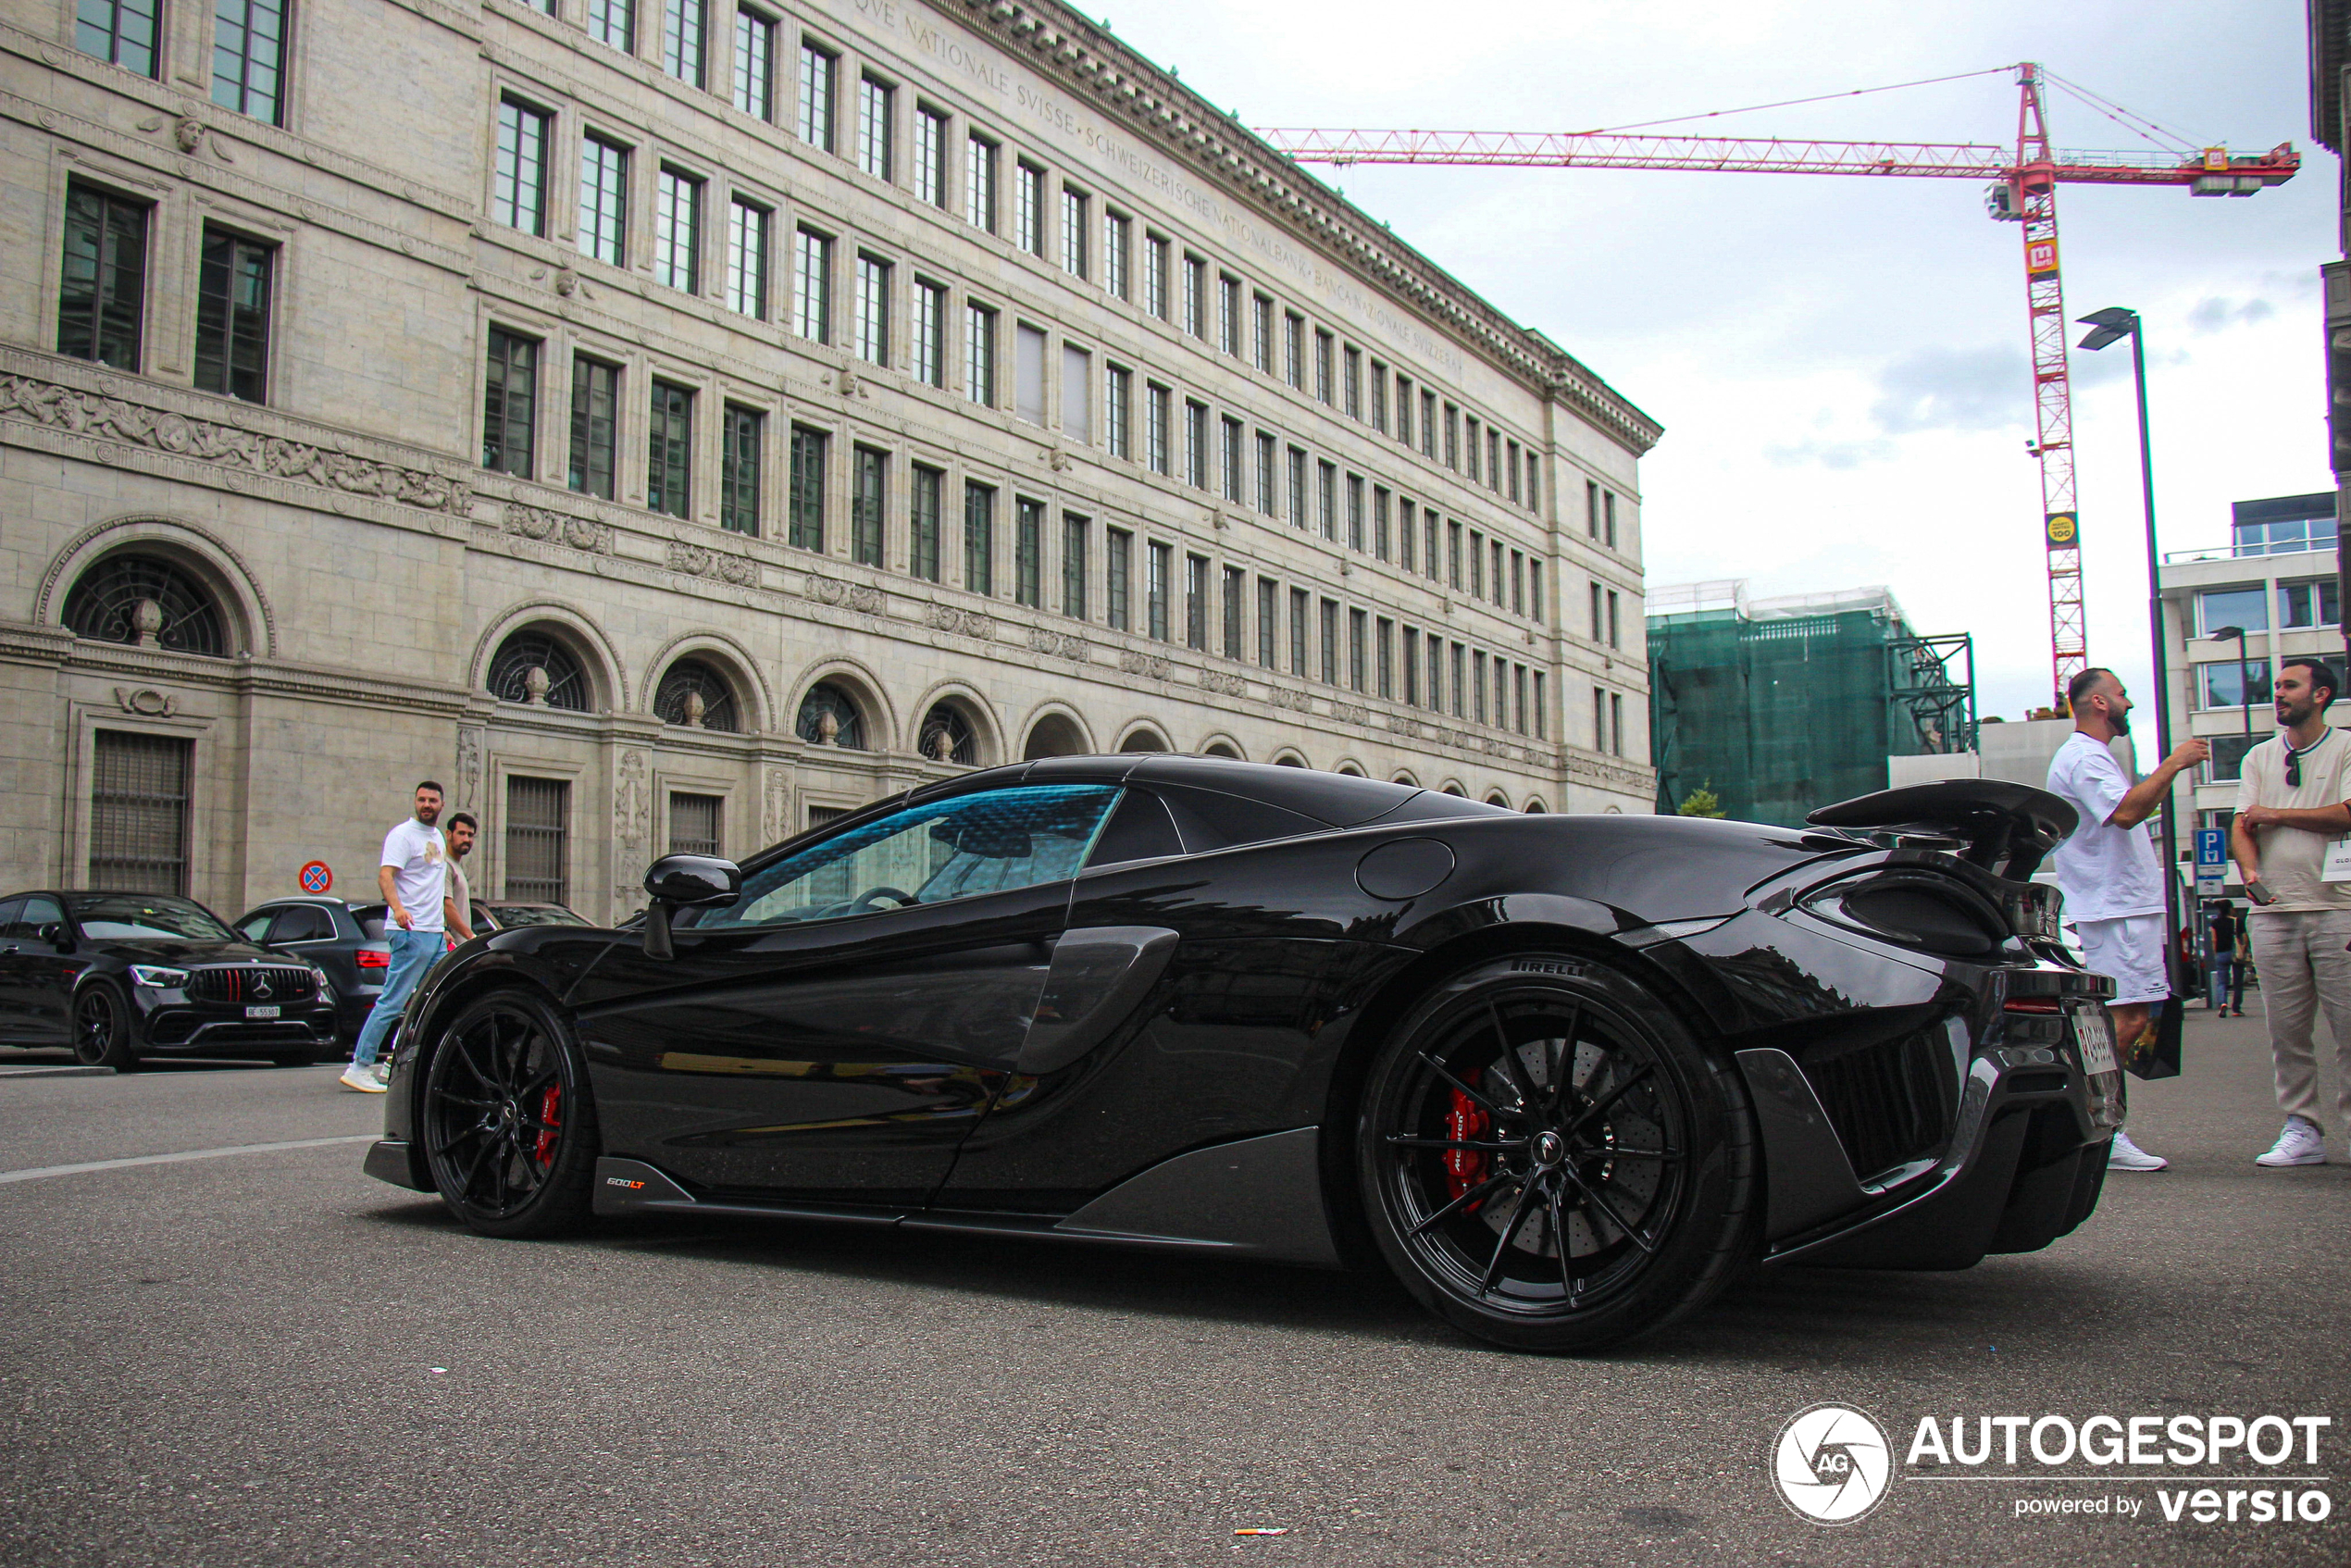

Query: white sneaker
[[339, 1065, 387, 1093], [2107, 1129, 2168, 1171], [2255, 1118, 2327, 1167]]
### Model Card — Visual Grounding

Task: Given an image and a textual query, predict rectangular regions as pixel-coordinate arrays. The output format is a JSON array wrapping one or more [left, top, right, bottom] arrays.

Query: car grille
[[186, 965, 317, 1004], [1802, 1027, 1957, 1181]]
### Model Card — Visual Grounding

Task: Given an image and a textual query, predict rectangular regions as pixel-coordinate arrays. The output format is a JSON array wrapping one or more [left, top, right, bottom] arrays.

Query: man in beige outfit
[[2231, 656, 2351, 1167]]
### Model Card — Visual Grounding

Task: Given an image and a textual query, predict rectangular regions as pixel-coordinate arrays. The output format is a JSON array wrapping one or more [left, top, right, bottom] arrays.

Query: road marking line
[[0, 1135, 378, 1185]]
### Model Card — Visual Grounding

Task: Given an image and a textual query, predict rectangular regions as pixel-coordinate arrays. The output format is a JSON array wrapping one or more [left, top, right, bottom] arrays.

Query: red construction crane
[[1259, 63, 2299, 710]]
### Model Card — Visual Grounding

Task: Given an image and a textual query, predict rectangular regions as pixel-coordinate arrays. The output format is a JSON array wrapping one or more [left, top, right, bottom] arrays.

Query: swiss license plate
[[2072, 1010, 2119, 1076], [244, 1004, 280, 1019]]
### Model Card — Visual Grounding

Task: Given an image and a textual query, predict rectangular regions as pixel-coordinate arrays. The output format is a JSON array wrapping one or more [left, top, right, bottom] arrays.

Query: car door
[[0, 899, 28, 1040], [569, 781, 1123, 1206], [1, 896, 77, 1044]]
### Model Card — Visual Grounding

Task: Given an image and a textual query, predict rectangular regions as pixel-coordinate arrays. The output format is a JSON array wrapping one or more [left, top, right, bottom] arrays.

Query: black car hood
[[96, 937, 285, 964]]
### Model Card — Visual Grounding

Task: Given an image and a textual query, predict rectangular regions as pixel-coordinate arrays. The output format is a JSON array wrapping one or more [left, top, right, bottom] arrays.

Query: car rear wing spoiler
[[1805, 780, 2078, 881]]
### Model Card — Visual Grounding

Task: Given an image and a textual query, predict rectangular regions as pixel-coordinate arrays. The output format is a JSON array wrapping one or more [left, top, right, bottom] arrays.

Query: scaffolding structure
[[1648, 582, 1976, 827]]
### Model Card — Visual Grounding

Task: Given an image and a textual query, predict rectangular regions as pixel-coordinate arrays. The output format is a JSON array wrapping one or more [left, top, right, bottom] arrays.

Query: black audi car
[[0, 891, 339, 1069], [365, 758, 2119, 1352]]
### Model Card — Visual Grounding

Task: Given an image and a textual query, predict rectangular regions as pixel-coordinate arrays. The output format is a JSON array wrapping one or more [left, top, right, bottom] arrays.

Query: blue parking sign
[[2195, 827, 2228, 893]]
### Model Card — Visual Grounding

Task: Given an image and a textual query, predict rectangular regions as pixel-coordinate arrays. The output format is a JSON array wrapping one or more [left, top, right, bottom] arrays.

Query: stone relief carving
[[762, 768, 791, 845], [1264, 686, 1313, 713], [666, 539, 760, 586], [804, 574, 885, 614], [1328, 701, 1370, 727], [925, 603, 995, 640], [502, 502, 612, 554], [1199, 669, 1247, 697], [1116, 649, 1172, 681], [612, 749, 651, 918], [454, 728, 482, 811], [0, 374, 471, 515], [113, 687, 176, 716], [1025, 626, 1091, 661]]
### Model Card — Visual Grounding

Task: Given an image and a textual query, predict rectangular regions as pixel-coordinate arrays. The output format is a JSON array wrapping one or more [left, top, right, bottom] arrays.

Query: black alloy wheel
[[71, 984, 140, 1072], [420, 992, 599, 1238], [1357, 956, 1758, 1352]]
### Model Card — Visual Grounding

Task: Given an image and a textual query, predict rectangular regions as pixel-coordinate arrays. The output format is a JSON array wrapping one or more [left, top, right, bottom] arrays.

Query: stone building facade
[[0, 0, 1659, 923]]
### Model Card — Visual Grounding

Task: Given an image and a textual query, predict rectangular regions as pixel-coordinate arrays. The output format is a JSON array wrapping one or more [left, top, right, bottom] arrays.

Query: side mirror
[[38, 922, 72, 952], [641, 854, 740, 961]]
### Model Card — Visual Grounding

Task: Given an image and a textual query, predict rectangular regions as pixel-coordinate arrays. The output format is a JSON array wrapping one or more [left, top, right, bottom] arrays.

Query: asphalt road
[[0, 1011, 2343, 1568]]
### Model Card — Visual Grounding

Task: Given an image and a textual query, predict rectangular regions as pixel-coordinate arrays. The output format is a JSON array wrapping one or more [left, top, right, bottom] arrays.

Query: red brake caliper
[[1443, 1089, 1490, 1204], [532, 1084, 562, 1165]]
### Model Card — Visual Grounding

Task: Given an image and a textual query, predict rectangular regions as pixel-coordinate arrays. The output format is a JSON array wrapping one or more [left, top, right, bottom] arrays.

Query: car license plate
[[245, 1004, 280, 1019], [2072, 1010, 2118, 1076]]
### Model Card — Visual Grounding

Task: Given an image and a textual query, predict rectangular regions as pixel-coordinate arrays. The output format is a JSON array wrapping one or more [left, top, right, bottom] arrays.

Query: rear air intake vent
[[1801, 1027, 1957, 1181]]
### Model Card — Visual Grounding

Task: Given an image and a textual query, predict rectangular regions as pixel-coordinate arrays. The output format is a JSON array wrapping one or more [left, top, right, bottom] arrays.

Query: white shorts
[[2075, 914, 2171, 1006]]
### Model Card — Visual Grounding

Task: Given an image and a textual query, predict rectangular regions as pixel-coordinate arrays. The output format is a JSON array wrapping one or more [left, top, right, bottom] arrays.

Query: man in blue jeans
[[341, 780, 448, 1092]]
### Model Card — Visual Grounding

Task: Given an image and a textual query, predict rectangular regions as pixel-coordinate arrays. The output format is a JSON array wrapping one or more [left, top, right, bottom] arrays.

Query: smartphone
[[2246, 878, 2278, 906]]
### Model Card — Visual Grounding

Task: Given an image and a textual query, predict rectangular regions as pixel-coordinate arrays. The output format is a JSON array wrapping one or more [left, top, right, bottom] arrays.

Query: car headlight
[[310, 968, 335, 1002], [129, 964, 190, 989]]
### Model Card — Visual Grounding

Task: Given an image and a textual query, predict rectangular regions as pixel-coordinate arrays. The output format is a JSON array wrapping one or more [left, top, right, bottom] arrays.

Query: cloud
[[1763, 437, 1898, 469], [2186, 295, 2279, 333], [1869, 346, 2032, 435]]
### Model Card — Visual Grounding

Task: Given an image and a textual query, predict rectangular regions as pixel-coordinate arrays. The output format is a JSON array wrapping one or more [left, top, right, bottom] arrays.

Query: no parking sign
[[299, 861, 333, 894]]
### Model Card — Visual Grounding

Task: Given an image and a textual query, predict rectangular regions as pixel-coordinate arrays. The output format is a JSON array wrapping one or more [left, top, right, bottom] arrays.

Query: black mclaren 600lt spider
[[367, 756, 2121, 1352]]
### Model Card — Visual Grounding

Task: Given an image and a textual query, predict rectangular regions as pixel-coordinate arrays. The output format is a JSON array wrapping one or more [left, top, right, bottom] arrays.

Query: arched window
[[655, 658, 740, 731], [1441, 784, 1465, 797], [796, 681, 865, 749], [1023, 713, 1087, 760], [62, 554, 228, 656], [919, 702, 977, 765], [1274, 754, 1307, 768], [1523, 800, 1548, 815], [1337, 765, 1365, 778], [488, 630, 590, 711], [1117, 728, 1169, 753], [1201, 741, 1241, 760], [1486, 791, 1511, 808]]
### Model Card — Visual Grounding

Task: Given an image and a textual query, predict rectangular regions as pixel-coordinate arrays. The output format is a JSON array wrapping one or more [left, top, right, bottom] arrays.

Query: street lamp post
[[2079, 306, 2183, 977]]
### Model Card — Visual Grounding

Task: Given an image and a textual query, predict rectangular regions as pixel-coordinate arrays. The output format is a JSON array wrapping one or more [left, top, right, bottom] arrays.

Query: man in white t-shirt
[[342, 780, 447, 1092], [2231, 656, 2351, 1168], [2045, 668, 2208, 1172]]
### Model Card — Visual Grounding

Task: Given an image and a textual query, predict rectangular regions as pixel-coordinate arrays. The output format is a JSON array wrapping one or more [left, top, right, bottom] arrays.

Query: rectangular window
[[1146, 384, 1171, 475], [1221, 416, 1244, 502], [1376, 617, 1394, 700], [591, 0, 636, 51], [1604, 491, 1618, 548], [662, 0, 705, 87], [1532, 671, 1545, 738], [2279, 579, 2343, 628], [912, 280, 945, 386], [1105, 365, 1132, 458], [732, 7, 775, 118], [1587, 480, 1599, 538], [1473, 651, 1487, 723], [1450, 643, 1466, 719], [1182, 255, 1207, 338], [1590, 581, 1603, 641], [1425, 633, 1442, 713], [1144, 234, 1170, 320], [1014, 161, 1045, 256], [212, 0, 288, 124], [1317, 461, 1337, 541], [1287, 446, 1308, 529], [76, 0, 160, 76], [2198, 663, 2275, 709], [852, 253, 889, 366], [852, 445, 885, 566], [1104, 211, 1130, 299], [788, 424, 825, 550], [1396, 375, 1412, 446], [1608, 589, 1621, 648], [1014, 498, 1044, 606], [1314, 330, 1334, 404], [1222, 565, 1245, 660], [1252, 294, 1275, 374], [1398, 498, 1415, 572], [654, 167, 703, 292], [1611, 692, 1624, 756], [912, 106, 949, 206], [1346, 474, 1364, 552], [1370, 361, 1387, 432], [90, 730, 192, 894], [964, 133, 997, 231], [1218, 275, 1241, 356], [1062, 514, 1088, 617], [1319, 598, 1339, 686], [909, 465, 942, 581], [1511, 551, 1525, 615], [857, 74, 893, 180], [1289, 588, 1309, 678], [193, 227, 271, 403], [2196, 585, 2269, 634], [1186, 553, 1209, 651], [1284, 312, 1304, 389], [1444, 404, 1460, 469], [1447, 520, 1463, 590], [1423, 391, 1439, 457], [1106, 527, 1131, 630], [1529, 560, 1544, 621], [1373, 487, 1391, 561], [1349, 608, 1367, 692], [493, 98, 552, 236], [1513, 664, 1528, 734], [1184, 399, 1209, 490], [578, 135, 629, 268], [668, 792, 722, 858], [647, 380, 692, 518], [1256, 577, 1277, 668], [1344, 346, 1362, 419], [963, 481, 994, 593], [1488, 429, 1503, 492], [1592, 686, 1605, 751], [1147, 542, 1172, 641], [1424, 513, 1440, 581], [1506, 440, 1522, 503], [1526, 454, 1539, 513], [568, 356, 617, 499], [797, 40, 836, 150], [964, 302, 997, 404], [1402, 624, 1418, 706], [1014, 323, 1046, 425], [1061, 344, 1091, 442], [1255, 430, 1276, 516], [792, 226, 831, 342], [1061, 188, 1088, 277], [1465, 416, 1481, 481], [481, 330, 538, 477], [504, 777, 569, 907], [720, 404, 761, 536]]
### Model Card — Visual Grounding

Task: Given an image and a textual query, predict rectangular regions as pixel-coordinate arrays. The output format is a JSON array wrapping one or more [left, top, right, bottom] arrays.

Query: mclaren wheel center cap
[[1533, 1129, 1565, 1167]]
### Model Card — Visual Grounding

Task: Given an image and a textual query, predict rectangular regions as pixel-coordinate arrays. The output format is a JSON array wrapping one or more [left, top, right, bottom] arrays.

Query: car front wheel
[[1357, 955, 1757, 1352], [419, 991, 599, 1238], [72, 983, 141, 1072]]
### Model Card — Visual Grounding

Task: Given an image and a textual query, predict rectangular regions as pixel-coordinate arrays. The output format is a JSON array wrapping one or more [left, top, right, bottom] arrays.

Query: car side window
[[698, 785, 1121, 929], [1086, 790, 1184, 866], [238, 910, 277, 941], [273, 906, 333, 942], [18, 896, 64, 941], [0, 899, 23, 940]]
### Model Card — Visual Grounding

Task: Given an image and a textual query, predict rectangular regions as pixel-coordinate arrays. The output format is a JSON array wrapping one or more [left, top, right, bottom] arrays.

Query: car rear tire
[[71, 983, 141, 1073], [1356, 955, 1758, 1353], [418, 991, 599, 1238]]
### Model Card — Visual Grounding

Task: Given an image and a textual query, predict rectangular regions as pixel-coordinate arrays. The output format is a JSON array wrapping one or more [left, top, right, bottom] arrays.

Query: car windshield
[[697, 785, 1120, 928], [69, 895, 237, 942], [485, 904, 588, 928]]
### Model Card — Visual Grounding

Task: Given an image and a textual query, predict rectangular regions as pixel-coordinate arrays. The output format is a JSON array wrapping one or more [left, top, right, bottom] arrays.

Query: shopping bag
[[2121, 996, 2183, 1080]]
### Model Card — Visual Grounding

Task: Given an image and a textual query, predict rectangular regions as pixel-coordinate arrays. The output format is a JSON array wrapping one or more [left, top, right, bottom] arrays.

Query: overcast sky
[[1098, 0, 2331, 725]]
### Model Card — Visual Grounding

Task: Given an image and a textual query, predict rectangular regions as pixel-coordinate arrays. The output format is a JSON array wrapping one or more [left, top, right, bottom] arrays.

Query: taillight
[[355, 949, 390, 969], [2003, 997, 2062, 1014]]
